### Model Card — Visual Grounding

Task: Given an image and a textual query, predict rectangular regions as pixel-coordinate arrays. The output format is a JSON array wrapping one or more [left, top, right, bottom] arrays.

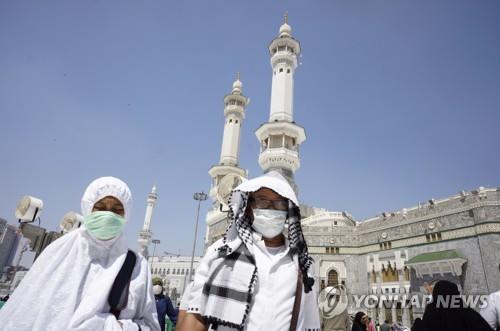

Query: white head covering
[[81, 176, 133, 219], [234, 171, 298, 205]]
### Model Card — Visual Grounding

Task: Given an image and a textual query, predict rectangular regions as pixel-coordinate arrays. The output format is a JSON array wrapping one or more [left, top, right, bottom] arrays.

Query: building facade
[[203, 17, 500, 328], [303, 187, 500, 326], [150, 255, 200, 306]]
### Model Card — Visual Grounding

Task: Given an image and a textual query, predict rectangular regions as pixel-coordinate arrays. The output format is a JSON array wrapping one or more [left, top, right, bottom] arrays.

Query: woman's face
[[361, 314, 368, 324], [92, 196, 125, 217]]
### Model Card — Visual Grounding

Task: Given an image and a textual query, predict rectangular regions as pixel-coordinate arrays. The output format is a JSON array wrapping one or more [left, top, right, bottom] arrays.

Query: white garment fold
[[0, 228, 160, 331]]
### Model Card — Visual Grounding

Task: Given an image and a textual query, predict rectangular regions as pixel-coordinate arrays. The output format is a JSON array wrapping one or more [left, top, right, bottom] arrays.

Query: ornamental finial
[[284, 11, 288, 24]]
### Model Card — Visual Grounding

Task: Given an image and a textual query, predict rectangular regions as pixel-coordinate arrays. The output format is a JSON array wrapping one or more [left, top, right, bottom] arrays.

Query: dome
[[232, 79, 242, 90], [279, 22, 292, 37], [232, 76, 243, 94]]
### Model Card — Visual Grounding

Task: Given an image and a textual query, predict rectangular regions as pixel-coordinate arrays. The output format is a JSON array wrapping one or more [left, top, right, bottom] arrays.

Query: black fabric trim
[[204, 315, 245, 331], [225, 250, 255, 265], [202, 284, 249, 302], [240, 265, 258, 327]]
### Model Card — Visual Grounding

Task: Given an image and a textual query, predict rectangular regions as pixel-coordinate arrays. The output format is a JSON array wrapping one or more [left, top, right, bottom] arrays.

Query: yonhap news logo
[[318, 289, 490, 317], [318, 284, 349, 319]]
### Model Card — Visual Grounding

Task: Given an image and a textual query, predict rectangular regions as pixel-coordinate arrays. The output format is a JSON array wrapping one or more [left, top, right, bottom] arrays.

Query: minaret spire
[[255, 16, 306, 191], [138, 185, 158, 258], [219, 75, 247, 165]]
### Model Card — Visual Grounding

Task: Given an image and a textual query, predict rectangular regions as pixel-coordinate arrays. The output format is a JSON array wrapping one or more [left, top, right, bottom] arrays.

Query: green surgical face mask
[[83, 211, 126, 240]]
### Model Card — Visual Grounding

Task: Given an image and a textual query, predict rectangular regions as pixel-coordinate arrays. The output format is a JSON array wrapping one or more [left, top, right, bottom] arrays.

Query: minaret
[[206, 75, 249, 245], [255, 13, 306, 191], [219, 73, 247, 167], [138, 185, 157, 258]]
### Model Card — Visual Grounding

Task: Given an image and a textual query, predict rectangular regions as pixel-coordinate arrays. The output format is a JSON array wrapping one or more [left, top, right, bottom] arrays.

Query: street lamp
[[152, 239, 160, 262], [189, 192, 208, 283]]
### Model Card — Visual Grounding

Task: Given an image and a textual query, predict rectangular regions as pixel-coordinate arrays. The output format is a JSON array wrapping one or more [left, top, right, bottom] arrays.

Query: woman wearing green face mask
[[0, 176, 161, 331], [84, 195, 127, 240]]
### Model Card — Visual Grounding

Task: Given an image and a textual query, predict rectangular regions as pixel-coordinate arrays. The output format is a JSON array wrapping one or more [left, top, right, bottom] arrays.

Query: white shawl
[[0, 177, 160, 331]]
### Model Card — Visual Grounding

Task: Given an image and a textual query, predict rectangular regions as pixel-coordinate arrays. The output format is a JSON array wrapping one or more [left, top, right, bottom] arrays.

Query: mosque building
[[203, 15, 500, 326]]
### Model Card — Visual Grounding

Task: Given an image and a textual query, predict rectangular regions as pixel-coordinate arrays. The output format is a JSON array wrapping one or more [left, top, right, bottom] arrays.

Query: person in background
[[392, 322, 405, 331], [352, 312, 368, 331], [153, 280, 177, 331], [0, 176, 160, 331], [422, 280, 492, 331], [320, 286, 350, 331], [481, 290, 500, 330], [366, 317, 375, 331], [411, 318, 423, 331], [379, 320, 391, 331]]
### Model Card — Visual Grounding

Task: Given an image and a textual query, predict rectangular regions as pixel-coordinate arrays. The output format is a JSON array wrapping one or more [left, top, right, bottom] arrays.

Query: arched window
[[382, 263, 398, 282], [327, 269, 339, 287]]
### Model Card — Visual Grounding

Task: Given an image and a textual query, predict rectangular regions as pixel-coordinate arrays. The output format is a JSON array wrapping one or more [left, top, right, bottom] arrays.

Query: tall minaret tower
[[206, 75, 249, 245], [138, 185, 157, 258], [255, 14, 306, 190], [218, 73, 248, 167]]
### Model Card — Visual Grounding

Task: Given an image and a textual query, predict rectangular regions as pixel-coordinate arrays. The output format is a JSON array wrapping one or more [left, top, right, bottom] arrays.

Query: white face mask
[[153, 285, 163, 295], [252, 208, 287, 238]]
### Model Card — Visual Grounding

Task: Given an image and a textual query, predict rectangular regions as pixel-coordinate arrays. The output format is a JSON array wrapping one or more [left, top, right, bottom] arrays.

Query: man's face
[[249, 187, 288, 220], [92, 196, 125, 217]]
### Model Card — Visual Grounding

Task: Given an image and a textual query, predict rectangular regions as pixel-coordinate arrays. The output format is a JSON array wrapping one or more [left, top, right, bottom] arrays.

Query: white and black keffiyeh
[[199, 171, 315, 330]]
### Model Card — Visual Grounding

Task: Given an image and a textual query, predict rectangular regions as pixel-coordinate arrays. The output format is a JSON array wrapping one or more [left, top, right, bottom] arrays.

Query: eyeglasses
[[251, 197, 288, 211]]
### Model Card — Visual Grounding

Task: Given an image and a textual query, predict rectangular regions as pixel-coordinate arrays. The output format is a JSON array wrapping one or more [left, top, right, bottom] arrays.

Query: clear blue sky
[[1, 0, 499, 258]]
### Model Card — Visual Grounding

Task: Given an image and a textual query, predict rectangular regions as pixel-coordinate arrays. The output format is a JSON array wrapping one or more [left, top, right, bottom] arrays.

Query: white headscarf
[[81, 176, 133, 219], [0, 177, 160, 331], [234, 171, 299, 206]]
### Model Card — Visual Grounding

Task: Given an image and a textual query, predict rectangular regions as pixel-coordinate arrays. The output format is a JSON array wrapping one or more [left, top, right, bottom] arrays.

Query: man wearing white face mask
[[179, 171, 320, 331], [0, 176, 160, 331]]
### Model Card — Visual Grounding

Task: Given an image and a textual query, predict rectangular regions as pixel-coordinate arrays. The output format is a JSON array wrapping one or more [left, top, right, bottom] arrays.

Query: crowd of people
[[0, 173, 498, 331], [347, 312, 406, 331]]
